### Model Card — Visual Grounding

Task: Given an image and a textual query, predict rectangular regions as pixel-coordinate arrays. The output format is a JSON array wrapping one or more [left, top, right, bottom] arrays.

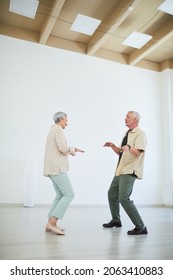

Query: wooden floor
[[0, 205, 173, 260]]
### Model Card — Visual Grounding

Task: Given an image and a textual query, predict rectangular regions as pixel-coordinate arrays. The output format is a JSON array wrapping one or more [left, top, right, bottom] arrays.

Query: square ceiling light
[[157, 0, 173, 15], [9, 0, 39, 19], [122, 31, 153, 49], [71, 14, 101, 36]]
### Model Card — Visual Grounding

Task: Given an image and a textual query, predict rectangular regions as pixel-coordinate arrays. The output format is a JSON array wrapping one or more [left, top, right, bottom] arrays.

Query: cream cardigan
[[43, 124, 75, 176]]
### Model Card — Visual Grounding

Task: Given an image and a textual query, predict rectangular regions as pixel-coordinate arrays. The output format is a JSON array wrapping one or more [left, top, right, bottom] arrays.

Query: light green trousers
[[48, 172, 74, 219], [108, 174, 144, 228]]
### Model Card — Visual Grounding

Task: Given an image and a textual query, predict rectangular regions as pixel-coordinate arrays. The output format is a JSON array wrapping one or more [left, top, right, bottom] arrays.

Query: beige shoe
[[46, 224, 64, 232], [46, 223, 65, 235]]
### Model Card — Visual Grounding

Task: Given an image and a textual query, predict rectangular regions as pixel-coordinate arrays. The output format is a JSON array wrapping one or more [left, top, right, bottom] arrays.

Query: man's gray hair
[[53, 111, 67, 123], [129, 111, 141, 122]]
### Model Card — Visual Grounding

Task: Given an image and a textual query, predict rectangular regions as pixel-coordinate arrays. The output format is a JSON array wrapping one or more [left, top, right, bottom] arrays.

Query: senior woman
[[43, 111, 84, 235]]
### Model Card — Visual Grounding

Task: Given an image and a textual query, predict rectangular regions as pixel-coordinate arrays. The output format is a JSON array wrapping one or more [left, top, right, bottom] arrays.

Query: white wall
[[0, 35, 166, 206], [160, 69, 173, 206]]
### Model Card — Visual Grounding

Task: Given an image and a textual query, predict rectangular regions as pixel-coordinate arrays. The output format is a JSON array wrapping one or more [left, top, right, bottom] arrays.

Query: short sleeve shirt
[[115, 127, 147, 179]]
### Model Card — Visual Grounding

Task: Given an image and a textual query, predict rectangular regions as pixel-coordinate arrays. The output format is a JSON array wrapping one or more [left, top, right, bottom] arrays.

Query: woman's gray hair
[[129, 111, 141, 122], [53, 111, 67, 123]]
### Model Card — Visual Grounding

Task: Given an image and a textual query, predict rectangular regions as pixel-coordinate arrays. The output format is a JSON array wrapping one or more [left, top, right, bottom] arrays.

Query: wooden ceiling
[[0, 0, 173, 71]]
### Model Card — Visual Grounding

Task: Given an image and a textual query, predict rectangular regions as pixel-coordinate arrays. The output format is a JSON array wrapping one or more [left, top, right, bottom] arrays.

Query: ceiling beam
[[160, 59, 173, 71], [39, 0, 66, 44], [128, 18, 173, 65], [0, 23, 39, 43], [87, 0, 140, 56]]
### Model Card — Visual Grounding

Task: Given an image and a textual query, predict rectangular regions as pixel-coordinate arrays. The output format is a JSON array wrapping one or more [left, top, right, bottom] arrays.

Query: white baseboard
[[0, 203, 173, 208]]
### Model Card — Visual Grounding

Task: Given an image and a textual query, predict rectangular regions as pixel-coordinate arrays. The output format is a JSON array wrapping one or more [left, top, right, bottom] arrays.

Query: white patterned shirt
[[43, 124, 75, 176]]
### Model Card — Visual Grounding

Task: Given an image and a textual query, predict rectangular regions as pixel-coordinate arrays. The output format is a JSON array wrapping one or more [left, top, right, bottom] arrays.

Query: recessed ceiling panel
[[122, 31, 153, 49], [71, 14, 101, 35], [157, 0, 173, 16], [9, 0, 39, 19]]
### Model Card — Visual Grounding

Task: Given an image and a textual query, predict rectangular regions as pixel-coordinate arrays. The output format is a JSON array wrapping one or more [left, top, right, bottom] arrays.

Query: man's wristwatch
[[127, 144, 131, 149]]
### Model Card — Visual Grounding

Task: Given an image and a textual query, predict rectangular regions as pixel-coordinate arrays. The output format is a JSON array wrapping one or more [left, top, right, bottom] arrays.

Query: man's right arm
[[103, 142, 122, 155]]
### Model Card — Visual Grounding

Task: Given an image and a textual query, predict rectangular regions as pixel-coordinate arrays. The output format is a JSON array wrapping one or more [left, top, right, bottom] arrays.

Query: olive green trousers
[[108, 174, 144, 228]]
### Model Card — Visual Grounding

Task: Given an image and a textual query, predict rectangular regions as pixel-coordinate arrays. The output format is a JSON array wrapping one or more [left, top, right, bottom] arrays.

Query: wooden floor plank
[[0, 206, 173, 260]]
